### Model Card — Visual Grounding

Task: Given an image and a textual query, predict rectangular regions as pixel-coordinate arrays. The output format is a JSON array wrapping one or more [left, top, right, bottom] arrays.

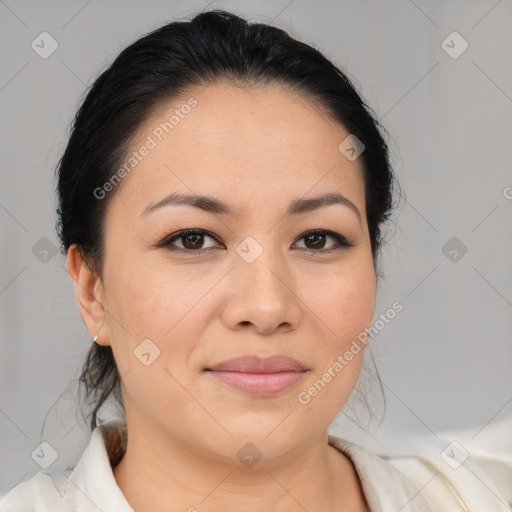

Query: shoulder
[[329, 415, 512, 512], [329, 434, 433, 511], [1, 419, 132, 512], [0, 472, 68, 512]]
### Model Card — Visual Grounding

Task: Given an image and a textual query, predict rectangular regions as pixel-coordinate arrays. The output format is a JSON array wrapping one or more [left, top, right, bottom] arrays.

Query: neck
[[111, 415, 368, 512]]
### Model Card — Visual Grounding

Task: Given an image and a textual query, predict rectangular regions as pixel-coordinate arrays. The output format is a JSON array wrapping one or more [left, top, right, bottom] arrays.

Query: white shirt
[[1, 417, 510, 511]]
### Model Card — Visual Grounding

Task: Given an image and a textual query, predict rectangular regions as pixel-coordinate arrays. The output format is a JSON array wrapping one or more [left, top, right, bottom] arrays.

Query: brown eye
[[304, 232, 327, 250], [160, 229, 222, 253], [181, 232, 205, 250], [159, 228, 353, 255], [294, 229, 353, 253]]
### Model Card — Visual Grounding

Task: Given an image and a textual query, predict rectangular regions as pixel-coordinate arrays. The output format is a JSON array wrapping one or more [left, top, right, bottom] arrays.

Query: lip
[[205, 355, 309, 396], [206, 354, 308, 373]]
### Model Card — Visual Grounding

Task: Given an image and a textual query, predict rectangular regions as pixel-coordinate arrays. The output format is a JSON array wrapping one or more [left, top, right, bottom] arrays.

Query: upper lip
[[206, 354, 308, 373]]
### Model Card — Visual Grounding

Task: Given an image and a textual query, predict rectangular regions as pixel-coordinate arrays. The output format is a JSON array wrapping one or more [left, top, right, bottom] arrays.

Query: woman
[[1, 9, 510, 512]]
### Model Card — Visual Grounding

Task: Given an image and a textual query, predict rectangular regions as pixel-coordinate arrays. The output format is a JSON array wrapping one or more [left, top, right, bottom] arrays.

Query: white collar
[[2, 419, 431, 511]]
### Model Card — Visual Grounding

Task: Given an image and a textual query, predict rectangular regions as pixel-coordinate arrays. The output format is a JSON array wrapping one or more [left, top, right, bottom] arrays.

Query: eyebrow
[[140, 191, 361, 224]]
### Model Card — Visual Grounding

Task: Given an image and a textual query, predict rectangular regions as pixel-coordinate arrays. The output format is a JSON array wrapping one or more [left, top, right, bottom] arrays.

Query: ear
[[67, 244, 110, 347]]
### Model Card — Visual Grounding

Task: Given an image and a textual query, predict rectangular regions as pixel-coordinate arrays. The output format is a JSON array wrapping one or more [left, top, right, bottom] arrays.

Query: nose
[[221, 244, 302, 336]]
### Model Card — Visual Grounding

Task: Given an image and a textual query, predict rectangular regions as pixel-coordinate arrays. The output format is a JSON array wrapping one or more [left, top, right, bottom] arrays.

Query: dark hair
[[56, 9, 398, 431]]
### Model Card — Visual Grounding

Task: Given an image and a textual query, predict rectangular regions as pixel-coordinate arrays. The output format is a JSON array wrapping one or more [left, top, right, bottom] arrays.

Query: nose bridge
[[234, 233, 289, 295], [223, 233, 302, 333]]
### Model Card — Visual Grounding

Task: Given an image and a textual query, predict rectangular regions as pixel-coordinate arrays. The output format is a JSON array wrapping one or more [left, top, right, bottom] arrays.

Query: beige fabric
[[1, 417, 510, 511]]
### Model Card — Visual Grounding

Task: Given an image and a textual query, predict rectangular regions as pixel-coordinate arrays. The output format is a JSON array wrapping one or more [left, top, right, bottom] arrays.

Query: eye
[[158, 229, 222, 254], [293, 229, 353, 253], [158, 228, 353, 255]]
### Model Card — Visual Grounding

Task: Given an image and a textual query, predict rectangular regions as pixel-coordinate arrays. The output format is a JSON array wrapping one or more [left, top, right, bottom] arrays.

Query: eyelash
[[157, 228, 354, 255]]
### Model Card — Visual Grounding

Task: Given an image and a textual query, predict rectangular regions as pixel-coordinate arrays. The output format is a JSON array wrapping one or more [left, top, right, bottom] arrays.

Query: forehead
[[110, 81, 365, 220]]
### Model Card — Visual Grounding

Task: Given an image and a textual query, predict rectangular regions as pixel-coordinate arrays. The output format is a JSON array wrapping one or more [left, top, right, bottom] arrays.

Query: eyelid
[[157, 228, 222, 251], [292, 229, 352, 250], [158, 228, 353, 253]]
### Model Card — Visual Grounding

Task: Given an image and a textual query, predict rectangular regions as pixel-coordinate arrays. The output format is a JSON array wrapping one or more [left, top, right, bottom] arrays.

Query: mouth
[[204, 354, 309, 396]]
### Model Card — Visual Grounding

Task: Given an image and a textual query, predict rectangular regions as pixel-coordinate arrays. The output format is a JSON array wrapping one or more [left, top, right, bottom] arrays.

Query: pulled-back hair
[[56, 9, 397, 431]]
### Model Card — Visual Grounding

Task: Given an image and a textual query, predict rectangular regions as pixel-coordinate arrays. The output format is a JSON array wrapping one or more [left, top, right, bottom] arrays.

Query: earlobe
[[66, 244, 109, 346]]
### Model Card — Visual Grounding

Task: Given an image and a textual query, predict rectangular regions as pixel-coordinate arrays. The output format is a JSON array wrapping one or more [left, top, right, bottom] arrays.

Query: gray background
[[1, 0, 511, 497]]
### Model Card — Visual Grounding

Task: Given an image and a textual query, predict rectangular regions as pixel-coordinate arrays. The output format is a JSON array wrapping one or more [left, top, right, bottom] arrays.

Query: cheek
[[297, 261, 375, 409], [106, 252, 197, 337], [307, 262, 376, 348], [104, 263, 204, 420], [104, 257, 214, 384]]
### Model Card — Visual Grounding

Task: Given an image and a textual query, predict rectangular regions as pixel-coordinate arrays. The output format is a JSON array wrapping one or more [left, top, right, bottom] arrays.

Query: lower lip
[[206, 370, 307, 395]]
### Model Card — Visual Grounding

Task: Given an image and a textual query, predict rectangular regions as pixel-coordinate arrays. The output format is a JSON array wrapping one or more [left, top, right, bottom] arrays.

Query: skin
[[67, 81, 376, 512]]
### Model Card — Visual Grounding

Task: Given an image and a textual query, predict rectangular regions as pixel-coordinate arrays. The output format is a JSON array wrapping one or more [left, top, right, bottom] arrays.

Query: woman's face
[[86, 82, 376, 462]]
